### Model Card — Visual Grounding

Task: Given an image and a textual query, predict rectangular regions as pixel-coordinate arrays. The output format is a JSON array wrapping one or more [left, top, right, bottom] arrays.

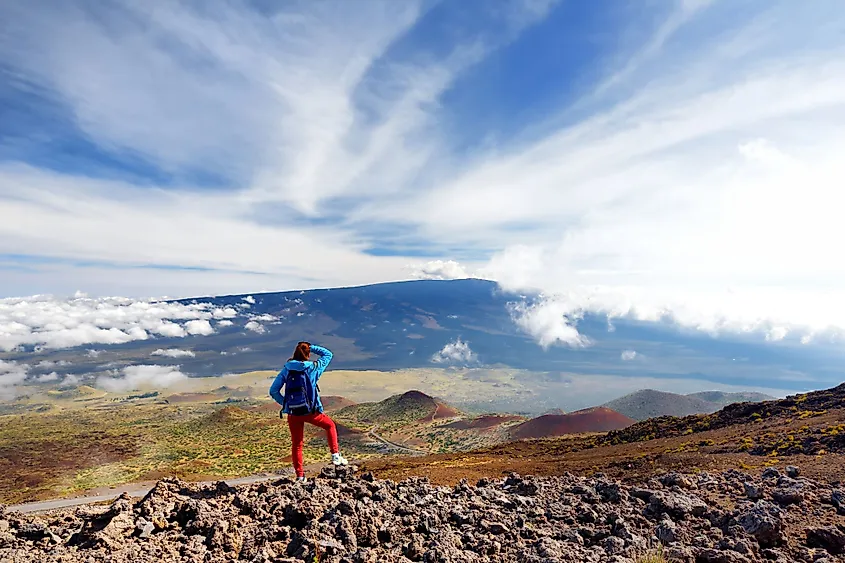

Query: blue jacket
[[269, 344, 333, 414]]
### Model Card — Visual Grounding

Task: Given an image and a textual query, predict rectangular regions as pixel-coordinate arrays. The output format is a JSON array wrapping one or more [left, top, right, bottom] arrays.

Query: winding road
[[368, 424, 426, 455]]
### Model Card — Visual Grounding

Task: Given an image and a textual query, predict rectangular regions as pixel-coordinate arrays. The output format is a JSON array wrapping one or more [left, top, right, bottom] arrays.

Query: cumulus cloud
[[0, 294, 235, 351], [61, 374, 80, 387], [621, 350, 637, 361], [35, 371, 61, 382], [185, 319, 214, 336], [507, 298, 590, 349], [151, 348, 196, 358], [412, 260, 471, 281], [244, 321, 266, 334], [242, 296, 256, 304], [217, 320, 234, 327], [212, 307, 238, 319], [96, 365, 187, 393], [250, 314, 278, 322], [0, 359, 29, 400], [431, 338, 477, 364]]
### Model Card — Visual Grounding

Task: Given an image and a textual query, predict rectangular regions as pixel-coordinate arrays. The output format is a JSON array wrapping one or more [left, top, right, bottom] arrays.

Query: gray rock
[[806, 526, 845, 555], [647, 490, 708, 520], [831, 489, 845, 515], [736, 501, 784, 547], [559, 528, 584, 545], [744, 482, 764, 500], [761, 468, 781, 480], [603, 536, 625, 555], [785, 466, 800, 479], [771, 485, 804, 506], [656, 518, 679, 544]]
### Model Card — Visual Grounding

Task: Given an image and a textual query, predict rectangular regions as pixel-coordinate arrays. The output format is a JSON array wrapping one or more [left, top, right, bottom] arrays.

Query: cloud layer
[[96, 365, 187, 393], [0, 294, 234, 351]]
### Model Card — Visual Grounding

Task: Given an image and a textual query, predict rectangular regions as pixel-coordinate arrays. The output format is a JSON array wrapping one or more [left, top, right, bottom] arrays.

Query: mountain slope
[[510, 407, 634, 439], [6, 278, 843, 406], [688, 390, 775, 405], [603, 389, 774, 420]]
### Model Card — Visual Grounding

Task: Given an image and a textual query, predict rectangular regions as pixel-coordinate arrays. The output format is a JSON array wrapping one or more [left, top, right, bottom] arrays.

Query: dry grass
[[634, 547, 668, 563]]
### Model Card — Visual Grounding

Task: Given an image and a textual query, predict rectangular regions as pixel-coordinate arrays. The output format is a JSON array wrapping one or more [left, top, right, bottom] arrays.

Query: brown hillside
[[431, 402, 461, 420], [510, 406, 635, 439], [446, 414, 525, 430], [321, 395, 357, 412]]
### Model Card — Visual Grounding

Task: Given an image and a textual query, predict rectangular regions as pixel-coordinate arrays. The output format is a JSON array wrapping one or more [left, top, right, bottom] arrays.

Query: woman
[[269, 341, 348, 481]]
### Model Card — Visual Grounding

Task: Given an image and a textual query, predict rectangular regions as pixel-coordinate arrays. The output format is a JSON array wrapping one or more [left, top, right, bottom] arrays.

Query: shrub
[[635, 547, 668, 563]]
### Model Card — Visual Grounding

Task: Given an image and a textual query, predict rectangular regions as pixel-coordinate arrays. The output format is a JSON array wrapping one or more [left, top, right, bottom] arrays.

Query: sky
[[2, 0, 845, 350]]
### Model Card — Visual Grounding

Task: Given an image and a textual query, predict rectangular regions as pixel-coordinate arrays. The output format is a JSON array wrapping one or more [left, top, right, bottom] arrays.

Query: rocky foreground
[[2, 466, 845, 562]]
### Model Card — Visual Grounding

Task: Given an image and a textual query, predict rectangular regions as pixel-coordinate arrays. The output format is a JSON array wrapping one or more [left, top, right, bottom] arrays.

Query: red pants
[[287, 412, 339, 477]]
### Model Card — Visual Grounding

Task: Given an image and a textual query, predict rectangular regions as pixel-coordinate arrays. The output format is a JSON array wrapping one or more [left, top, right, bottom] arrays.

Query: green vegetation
[[0, 401, 309, 503], [335, 391, 438, 429]]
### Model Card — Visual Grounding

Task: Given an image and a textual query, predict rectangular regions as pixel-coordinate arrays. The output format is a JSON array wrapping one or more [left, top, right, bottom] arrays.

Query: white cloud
[[621, 350, 637, 361], [250, 314, 277, 322], [431, 337, 477, 364], [0, 294, 234, 351], [36, 360, 70, 368], [0, 359, 29, 400], [244, 321, 266, 334], [151, 348, 196, 358], [242, 296, 256, 305], [217, 320, 234, 327], [507, 298, 590, 349], [35, 371, 60, 382], [411, 260, 471, 281], [96, 364, 187, 393], [185, 319, 214, 336], [61, 374, 80, 387], [212, 307, 239, 319]]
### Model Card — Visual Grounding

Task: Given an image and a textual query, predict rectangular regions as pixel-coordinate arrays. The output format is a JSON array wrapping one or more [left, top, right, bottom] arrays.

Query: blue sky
[[2, 0, 845, 349]]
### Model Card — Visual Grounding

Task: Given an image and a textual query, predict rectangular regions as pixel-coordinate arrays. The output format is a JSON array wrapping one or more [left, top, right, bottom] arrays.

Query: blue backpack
[[283, 368, 319, 416]]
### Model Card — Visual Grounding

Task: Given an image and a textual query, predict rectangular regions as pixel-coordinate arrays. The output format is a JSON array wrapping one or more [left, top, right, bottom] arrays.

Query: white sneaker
[[295, 476, 307, 483], [331, 453, 348, 466]]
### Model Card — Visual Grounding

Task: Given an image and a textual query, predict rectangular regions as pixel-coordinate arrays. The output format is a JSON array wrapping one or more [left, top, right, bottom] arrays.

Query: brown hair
[[291, 341, 311, 361]]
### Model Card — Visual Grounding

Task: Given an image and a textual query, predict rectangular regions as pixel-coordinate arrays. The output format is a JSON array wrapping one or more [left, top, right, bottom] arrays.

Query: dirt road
[[368, 424, 426, 455], [6, 464, 335, 514]]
